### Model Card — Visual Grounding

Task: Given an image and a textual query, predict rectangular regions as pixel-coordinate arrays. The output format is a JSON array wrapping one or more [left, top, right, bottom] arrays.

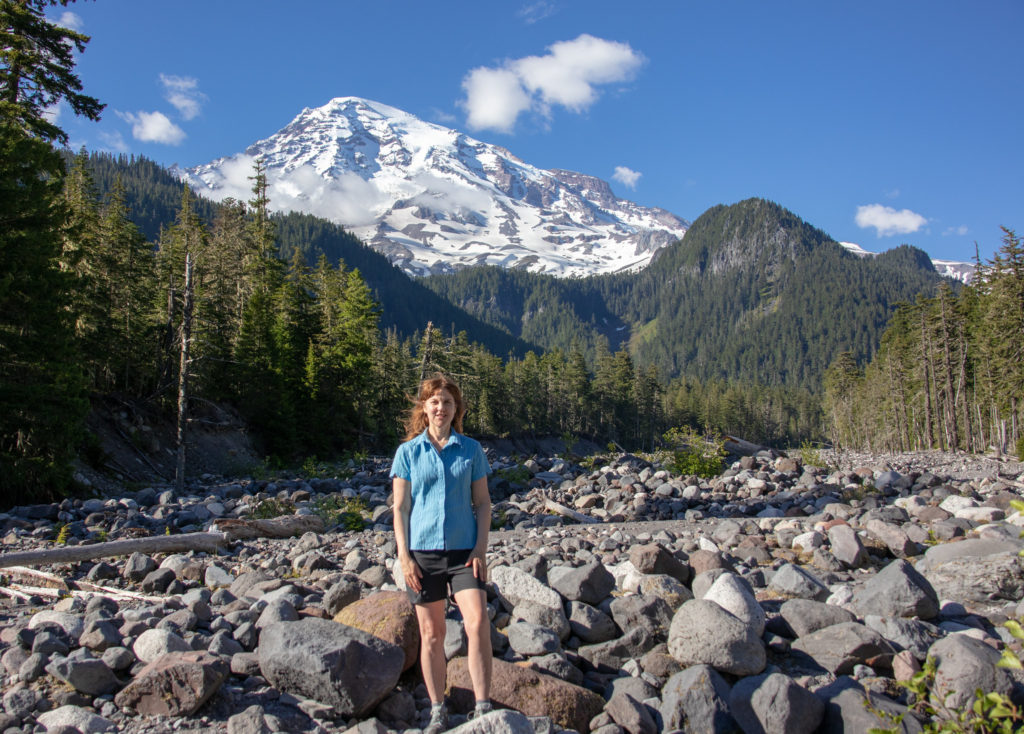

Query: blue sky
[[52, 0, 1023, 264]]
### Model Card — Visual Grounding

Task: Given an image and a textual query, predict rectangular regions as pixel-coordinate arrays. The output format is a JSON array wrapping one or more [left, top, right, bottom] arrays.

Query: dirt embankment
[[77, 395, 261, 492]]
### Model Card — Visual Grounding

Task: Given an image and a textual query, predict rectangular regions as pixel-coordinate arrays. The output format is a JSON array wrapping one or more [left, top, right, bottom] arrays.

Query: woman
[[391, 373, 493, 733]]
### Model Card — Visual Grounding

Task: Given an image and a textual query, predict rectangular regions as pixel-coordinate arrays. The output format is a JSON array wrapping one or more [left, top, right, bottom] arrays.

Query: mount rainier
[[179, 97, 690, 277]]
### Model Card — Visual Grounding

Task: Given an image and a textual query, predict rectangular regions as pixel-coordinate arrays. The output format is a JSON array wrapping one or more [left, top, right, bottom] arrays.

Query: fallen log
[[544, 499, 600, 524], [0, 532, 229, 570], [0, 514, 326, 570], [211, 514, 325, 539]]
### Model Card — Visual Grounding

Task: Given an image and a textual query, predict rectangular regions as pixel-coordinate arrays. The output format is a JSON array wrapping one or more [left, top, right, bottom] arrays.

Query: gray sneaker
[[467, 702, 493, 720], [424, 703, 449, 734]]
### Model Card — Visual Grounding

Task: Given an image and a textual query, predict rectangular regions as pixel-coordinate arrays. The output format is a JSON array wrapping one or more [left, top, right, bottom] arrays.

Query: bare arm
[[467, 475, 491, 582], [392, 477, 422, 593]]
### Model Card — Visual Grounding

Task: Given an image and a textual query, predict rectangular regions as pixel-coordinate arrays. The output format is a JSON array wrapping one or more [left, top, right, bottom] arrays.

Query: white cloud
[[855, 204, 927, 237], [97, 130, 129, 153], [43, 101, 61, 125], [518, 1, 558, 24], [118, 110, 186, 145], [462, 67, 533, 133], [461, 34, 644, 133], [160, 74, 205, 120], [57, 11, 83, 31], [612, 166, 641, 189], [944, 225, 969, 236]]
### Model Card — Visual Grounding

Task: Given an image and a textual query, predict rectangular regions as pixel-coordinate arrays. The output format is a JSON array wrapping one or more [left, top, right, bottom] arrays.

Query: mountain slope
[[77, 152, 534, 357], [179, 97, 690, 277], [423, 198, 951, 389]]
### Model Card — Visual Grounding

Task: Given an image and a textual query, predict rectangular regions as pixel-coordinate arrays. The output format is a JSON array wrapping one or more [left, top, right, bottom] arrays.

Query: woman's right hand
[[399, 554, 423, 593]]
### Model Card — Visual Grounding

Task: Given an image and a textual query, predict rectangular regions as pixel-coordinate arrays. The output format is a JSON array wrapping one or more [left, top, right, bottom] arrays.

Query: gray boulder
[[46, 650, 120, 696], [258, 617, 404, 717], [863, 615, 943, 661], [729, 672, 825, 734], [667, 600, 766, 676], [659, 664, 739, 733], [930, 634, 1017, 710], [779, 599, 856, 639], [548, 560, 615, 605], [610, 594, 673, 642], [851, 559, 939, 619], [703, 572, 766, 637], [567, 601, 617, 644], [491, 565, 563, 611], [827, 524, 869, 568], [791, 622, 894, 675], [815, 677, 922, 733], [506, 622, 560, 656], [768, 563, 829, 601], [921, 543, 1024, 603], [513, 599, 570, 641], [36, 705, 114, 733]]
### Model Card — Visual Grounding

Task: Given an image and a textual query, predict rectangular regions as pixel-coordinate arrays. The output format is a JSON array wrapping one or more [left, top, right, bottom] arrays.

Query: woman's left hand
[[466, 548, 487, 584]]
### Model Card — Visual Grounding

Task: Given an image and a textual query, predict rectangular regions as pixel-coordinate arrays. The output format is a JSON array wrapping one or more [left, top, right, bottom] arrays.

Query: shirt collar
[[417, 429, 463, 447]]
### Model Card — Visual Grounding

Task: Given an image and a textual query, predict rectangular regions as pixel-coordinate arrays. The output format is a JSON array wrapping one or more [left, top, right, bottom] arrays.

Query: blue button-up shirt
[[390, 430, 490, 551]]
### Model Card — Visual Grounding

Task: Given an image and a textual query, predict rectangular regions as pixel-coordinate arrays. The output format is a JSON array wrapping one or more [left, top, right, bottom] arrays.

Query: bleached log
[[0, 584, 165, 604], [0, 515, 325, 570], [0, 532, 229, 570], [544, 499, 600, 524]]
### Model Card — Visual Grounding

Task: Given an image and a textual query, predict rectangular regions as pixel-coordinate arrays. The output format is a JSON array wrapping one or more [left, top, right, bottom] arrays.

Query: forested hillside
[[79, 152, 532, 359], [825, 227, 1024, 456], [423, 198, 950, 389]]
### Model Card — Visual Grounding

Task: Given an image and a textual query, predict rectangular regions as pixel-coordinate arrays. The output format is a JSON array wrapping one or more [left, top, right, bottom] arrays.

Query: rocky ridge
[[1, 447, 1023, 733]]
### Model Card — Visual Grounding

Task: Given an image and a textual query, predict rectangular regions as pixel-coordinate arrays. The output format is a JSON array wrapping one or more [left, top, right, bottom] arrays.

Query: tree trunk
[[175, 252, 194, 493]]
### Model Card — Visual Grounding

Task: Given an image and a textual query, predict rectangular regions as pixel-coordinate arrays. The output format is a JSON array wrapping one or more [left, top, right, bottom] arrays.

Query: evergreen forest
[[3, 2, 1007, 507], [823, 227, 1024, 457]]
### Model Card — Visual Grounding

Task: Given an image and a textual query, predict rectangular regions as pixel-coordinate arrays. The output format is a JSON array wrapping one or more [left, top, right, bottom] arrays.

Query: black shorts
[[408, 549, 483, 605]]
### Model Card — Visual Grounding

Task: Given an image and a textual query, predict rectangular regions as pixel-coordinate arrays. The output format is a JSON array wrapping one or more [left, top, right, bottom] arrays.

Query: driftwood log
[[544, 499, 600, 524], [0, 514, 324, 570]]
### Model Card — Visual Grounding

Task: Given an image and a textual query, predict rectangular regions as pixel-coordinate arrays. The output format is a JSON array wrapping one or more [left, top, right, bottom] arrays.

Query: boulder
[[930, 634, 1017, 711], [36, 705, 113, 733], [667, 600, 766, 676], [779, 599, 856, 639], [491, 565, 564, 611], [659, 664, 738, 733], [851, 559, 939, 619], [703, 572, 766, 637], [791, 622, 894, 675], [768, 563, 829, 601], [628, 543, 691, 584], [114, 651, 228, 716], [729, 672, 825, 734], [333, 590, 419, 671], [548, 560, 615, 605], [447, 657, 604, 733], [258, 617, 404, 718]]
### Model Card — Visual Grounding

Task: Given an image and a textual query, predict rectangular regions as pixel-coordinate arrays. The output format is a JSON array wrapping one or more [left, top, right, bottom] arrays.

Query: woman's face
[[424, 388, 457, 435]]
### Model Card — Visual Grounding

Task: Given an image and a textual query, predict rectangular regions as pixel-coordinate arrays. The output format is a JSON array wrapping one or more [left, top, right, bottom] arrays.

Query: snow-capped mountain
[[179, 97, 690, 277], [840, 242, 975, 283]]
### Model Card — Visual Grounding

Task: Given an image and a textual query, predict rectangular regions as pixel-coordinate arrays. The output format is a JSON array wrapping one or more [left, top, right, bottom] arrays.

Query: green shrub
[[1016, 434, 1024, 460], [661, 426, 725, 478], [313, 495, 368, 531], [251, 498, 296, 519], [799, 439, 829, 469]]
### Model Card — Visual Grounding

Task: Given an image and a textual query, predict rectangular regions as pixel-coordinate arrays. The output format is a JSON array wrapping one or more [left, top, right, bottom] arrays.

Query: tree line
[[823, 228, 1023, 455]]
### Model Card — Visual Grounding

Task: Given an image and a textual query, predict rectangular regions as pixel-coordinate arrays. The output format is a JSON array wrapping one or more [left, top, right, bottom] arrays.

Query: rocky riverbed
[[1, 447, 1023, 733]]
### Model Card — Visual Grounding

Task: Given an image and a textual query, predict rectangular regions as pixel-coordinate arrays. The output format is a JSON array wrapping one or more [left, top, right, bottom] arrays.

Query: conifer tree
[[0, 0, 102, 499]]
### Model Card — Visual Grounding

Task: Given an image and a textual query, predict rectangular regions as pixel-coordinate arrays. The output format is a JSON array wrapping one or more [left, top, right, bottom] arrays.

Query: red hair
[[403, 373, 466, 440]]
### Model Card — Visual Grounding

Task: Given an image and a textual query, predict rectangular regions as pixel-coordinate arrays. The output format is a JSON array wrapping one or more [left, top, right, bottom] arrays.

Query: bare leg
[[454, 588, 492, 701], [415, 600, 448, 703]]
